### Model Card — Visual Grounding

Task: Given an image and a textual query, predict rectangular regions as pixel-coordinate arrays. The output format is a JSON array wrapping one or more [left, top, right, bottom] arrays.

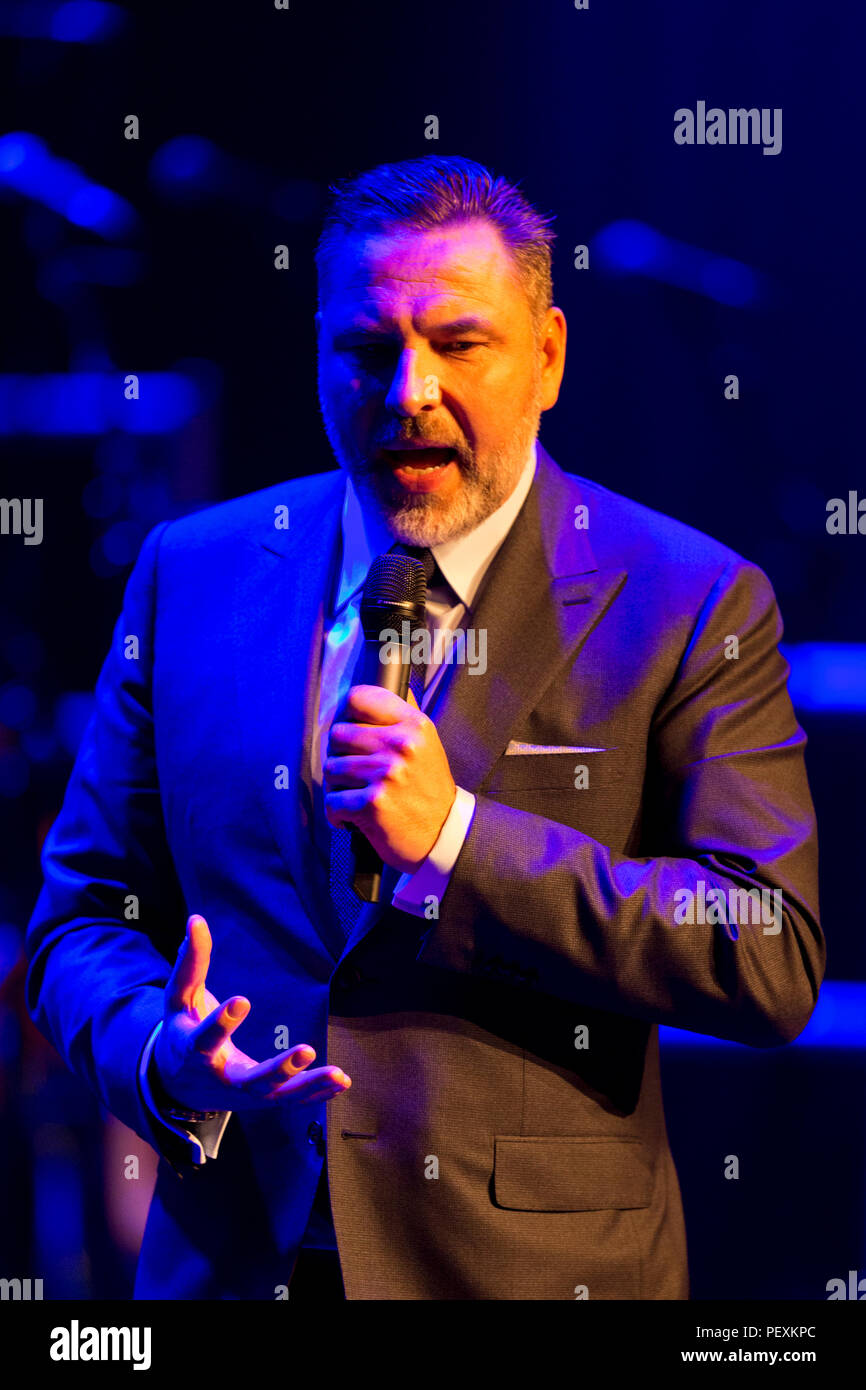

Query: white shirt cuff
[[138, 1020, 232, 1165], [390, 786, 476, 918]]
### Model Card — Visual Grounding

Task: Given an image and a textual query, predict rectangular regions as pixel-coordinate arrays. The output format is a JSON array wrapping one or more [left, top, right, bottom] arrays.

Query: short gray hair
[[315, 154, 556, 331]]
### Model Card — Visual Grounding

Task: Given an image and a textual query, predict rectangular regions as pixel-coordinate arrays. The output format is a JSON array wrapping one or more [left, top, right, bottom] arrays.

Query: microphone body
[[343, 552, 428, 902]]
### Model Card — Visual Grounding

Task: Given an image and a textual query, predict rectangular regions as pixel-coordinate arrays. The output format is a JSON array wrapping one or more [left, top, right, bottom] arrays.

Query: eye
[[341, 339, 482, 363], [349, 343, 392, 357]]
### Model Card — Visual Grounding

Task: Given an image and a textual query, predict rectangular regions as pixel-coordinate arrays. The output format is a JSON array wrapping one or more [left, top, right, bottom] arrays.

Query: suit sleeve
[[24, 520, 212, 1169], [416, 559, 824, 1048], [138, 1021, 231, 1165], [390, 785, 477, 916]]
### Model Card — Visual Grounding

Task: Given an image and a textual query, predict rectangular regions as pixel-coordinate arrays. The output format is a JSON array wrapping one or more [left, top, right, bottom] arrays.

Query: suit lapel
[[428, 445, 627, 792], [233, 470, 349, 961]]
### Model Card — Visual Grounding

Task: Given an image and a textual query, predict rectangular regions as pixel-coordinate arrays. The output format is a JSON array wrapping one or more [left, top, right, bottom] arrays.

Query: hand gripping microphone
[[347, 550, 428, 902]]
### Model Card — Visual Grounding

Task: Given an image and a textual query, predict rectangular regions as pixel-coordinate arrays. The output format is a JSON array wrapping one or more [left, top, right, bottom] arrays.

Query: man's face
[[316, 219, 564, 546]]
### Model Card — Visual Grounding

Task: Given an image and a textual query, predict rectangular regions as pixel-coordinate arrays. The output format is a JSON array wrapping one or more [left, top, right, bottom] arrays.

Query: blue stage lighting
[[0, 2, 123, 40], [51, 1, 122, 41], [595, 218, 759, 306], [660, 981, 865, 1049], [783, 643, 866, 713], [150, 136, 221, 192], [0, 373, 202, 435], [0, 132, 135, 238]]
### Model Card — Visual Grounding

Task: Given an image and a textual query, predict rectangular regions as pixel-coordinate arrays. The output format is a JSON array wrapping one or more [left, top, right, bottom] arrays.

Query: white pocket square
[[504, 741, 611, 755]]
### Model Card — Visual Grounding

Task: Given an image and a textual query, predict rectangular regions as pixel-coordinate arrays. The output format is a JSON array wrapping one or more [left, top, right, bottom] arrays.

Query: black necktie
[[329, 822, 366, 941], [389, 541, 440, 588]]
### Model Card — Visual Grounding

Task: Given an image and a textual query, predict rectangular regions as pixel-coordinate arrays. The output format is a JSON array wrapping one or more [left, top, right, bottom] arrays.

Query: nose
[[384, 347, 440, 416]]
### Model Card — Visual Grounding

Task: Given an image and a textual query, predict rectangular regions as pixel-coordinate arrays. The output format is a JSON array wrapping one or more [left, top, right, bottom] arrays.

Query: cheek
[[328, 382, 378, 443], [462, 365, 525, 425], [321, 351, 362, 389], [484, 375, 536, 436], [336, 365, 371, 400], [323, 369, 370, 417]]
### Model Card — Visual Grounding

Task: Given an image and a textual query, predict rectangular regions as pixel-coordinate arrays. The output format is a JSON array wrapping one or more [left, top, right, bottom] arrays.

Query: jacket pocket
[[482, 749, 626, 793], [492, 1135, 653, 1211]]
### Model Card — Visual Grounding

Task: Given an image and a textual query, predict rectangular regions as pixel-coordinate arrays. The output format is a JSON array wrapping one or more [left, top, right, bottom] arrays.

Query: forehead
[[322, 220, 524, 323]]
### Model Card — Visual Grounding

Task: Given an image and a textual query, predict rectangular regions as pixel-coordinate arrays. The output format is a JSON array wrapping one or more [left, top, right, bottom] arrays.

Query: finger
[[190, 995, 250, 1054], [327, 722, 386, 756], [342, 684, 408, 725], [297, 1082, 352, 1105], [323, 754, 392, 789], [271, 1068, 351, 1102], [333, 690, 424, 745], [236, 1045, 321, 1087], [268, 1063, 348, 1094], [324, 786, 378, 828], [165, 914, 212, 1016]]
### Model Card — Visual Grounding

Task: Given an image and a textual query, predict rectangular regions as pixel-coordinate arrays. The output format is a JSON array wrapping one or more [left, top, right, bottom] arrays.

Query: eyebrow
[[429, 317, 499, 336], [333, 315, 502, 342]]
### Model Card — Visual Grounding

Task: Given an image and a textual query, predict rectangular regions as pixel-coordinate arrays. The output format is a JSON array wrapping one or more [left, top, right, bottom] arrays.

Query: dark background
[[0, 0, 863, 1299]]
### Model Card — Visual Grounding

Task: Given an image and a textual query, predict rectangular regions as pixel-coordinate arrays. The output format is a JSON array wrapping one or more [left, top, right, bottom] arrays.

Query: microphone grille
[[359, 552, 427, 637], [363, 552, 427, 606]]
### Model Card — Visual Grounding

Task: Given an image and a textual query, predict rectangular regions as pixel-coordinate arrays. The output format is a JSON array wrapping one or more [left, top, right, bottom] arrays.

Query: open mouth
[[380, 447, 457, 471], [377, 446, 460, 492]]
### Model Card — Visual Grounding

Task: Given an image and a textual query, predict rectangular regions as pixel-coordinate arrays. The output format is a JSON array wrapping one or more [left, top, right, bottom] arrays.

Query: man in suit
[[25, 154, 824, 1300]]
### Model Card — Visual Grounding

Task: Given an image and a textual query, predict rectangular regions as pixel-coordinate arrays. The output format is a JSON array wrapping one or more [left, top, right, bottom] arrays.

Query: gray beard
[[319, 379, 543, 548]]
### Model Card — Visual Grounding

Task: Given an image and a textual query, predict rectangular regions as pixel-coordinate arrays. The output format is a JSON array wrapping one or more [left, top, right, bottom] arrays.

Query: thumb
[[165, 914, 212, 1017]]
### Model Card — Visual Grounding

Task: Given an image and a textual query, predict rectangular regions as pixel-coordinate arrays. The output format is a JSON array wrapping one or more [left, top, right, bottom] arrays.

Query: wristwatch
[[148, 1052, 222, 1124], [162, 1102, 223, 1124]]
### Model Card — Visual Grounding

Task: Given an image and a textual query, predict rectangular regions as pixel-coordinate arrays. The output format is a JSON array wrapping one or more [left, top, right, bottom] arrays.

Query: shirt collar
[[336, 437, 537, 616]]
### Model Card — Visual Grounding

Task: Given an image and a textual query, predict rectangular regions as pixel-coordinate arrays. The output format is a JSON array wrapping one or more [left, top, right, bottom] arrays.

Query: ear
[[539, 305, 567, 412]]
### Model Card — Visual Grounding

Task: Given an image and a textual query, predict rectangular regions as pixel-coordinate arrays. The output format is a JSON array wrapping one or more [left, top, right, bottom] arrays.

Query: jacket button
[[307, 1120, 325, 1154]]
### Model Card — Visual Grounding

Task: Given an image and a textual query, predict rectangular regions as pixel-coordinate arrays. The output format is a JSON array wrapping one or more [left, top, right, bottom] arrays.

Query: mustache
[[364, 432, 475, 466], [372, 433, 468, 451]]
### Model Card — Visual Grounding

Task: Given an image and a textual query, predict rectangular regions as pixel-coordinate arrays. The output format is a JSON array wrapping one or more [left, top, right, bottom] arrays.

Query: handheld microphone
[[346, 551, 428, 901]]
